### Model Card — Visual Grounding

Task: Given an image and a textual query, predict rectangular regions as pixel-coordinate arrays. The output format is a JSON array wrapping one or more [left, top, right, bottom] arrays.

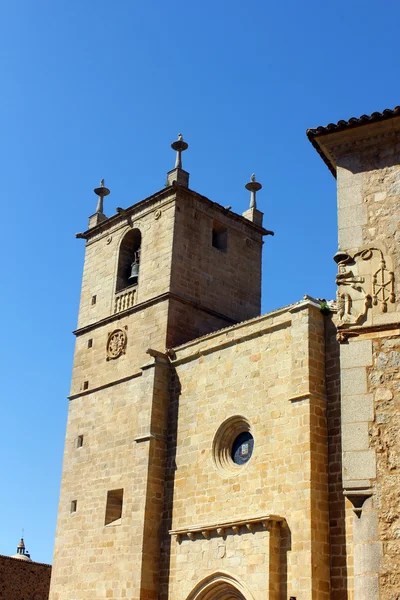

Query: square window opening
[[105, 489, 124, 526], [212, 222, 228, 251]]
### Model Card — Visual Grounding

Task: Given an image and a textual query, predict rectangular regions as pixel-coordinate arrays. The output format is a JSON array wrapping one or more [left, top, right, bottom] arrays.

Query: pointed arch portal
[[186, 572, 256, 600]]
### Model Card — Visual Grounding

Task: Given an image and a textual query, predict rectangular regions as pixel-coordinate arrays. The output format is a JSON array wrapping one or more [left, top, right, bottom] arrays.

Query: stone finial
[[171, 133, 189, 169], [167, 134, 190, 188], [93, 179, 110, 215], [245, 174, 262, 209]]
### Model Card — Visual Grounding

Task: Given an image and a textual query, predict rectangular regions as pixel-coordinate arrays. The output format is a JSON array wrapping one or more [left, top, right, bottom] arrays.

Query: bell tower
[[49, 137, 272, 600]]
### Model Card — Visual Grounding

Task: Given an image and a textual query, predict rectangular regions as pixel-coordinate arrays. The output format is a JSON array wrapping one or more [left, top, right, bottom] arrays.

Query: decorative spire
[[245, 173, 262, 209], [93, 179, 110, 215], [167, 134, 190, 188], [12, 536, 32, 561], [171, 133, 189, 169]]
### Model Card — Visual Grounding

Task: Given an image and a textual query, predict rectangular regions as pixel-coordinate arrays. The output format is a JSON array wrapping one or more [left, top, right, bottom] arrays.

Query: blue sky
[[1, 0, 399, 564]]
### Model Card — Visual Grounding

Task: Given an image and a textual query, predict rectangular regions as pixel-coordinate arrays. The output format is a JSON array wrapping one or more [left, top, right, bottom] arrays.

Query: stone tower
[[49, 137, 271, 600], [308, 106, 400, 600], [50, 109, 399, 600]]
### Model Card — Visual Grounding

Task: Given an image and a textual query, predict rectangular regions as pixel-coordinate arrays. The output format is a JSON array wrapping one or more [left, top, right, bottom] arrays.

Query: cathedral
[[48, 106, 400, 600]]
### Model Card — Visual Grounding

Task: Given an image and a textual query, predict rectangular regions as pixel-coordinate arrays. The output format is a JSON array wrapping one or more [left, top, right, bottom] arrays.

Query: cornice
[[73, 292, 237, 337], [169, 514, 286, 542], [77, 183, 273, 245], [68, 370, 143, 401]]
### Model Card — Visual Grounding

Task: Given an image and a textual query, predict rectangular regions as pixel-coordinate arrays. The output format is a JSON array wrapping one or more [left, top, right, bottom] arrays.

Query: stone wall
[[369, 335, 400, 600], [160, 299, 331, 600], [170, 189, 264, 325], [324, 316, 349, 599], [326, 118, 400, 600], [0, 555, 51, 600]]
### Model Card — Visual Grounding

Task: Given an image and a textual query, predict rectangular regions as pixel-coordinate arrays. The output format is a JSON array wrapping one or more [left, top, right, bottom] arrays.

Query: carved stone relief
[[106, 328, 127, 360], [336, 247, 395, 329]]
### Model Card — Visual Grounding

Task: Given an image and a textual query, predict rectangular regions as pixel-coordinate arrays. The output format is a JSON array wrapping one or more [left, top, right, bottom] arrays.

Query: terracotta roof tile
[[307, 105, 400, 177], [307, 105, 400, 139]]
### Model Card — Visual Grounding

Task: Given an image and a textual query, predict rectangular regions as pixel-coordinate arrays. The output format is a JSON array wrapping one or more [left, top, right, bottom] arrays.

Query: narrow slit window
[[91, 295, 97, 305], [70, 500, 77, 513], [83, 381, 89, 390], [77, 435, 84, 448], [87, 339, 93, 349], [212, 221, 228, 251], [105, 489, 124, 526]]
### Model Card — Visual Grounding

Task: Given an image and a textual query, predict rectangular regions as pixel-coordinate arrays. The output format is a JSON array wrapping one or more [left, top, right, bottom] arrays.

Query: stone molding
[[336, 322, 400, 344], [73, 291, 237, 337], [170, 297, 325, 366], [288, 391, 326, 403], [134, 433, 166, 444], [328, 127, 400, 157], [68, 370, 142, 401], [170, 514, 285, 542], [79, 184, 271, 246]]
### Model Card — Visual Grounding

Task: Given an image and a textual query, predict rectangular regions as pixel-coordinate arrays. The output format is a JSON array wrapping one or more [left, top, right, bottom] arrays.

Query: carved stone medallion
[[106, 329, 127, 360]]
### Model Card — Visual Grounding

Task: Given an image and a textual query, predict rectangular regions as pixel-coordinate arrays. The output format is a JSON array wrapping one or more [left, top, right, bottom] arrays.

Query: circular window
[[212, 416, 254, 477], [231, 431, 254, 465]]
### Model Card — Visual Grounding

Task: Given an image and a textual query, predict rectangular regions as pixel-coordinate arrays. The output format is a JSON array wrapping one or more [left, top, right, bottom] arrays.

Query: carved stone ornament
[[106, 329, 127, 360], [336, 247, 395, 328], [217, 544, 226, 559]]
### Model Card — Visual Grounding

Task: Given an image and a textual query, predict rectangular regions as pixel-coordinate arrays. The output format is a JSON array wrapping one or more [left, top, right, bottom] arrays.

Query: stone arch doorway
[[186, 572, 256, 600]]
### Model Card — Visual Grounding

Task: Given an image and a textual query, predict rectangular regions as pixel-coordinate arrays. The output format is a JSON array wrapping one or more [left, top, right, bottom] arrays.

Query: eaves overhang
[[307, 105, 400, 178]]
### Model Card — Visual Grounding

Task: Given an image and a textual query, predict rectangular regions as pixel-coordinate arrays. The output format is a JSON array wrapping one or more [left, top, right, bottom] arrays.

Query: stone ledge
[[134, 433, 166, 444], [169, 514, 285, 542], [68, 370, 143, 400], [288, 391, 326, 403]]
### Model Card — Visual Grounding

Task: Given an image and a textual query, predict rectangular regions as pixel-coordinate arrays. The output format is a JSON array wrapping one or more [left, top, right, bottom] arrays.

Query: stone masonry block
[[354, 573, 379, 600], [341, 367, 368, 396], [342, 422, 370, 452], [338, 225, 363, 251], [338, 204, 368, 231], [353, 541, 382, 576], [353, 511, 378, 545], [341, 394, 374, 424], [343, 450, 376, 481], [340, 340, 372, 369]]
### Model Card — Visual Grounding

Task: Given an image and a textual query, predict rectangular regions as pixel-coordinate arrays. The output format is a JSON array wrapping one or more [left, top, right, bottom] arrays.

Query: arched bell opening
[[116, 229, 141, 292], [186, 572, 254, 600]]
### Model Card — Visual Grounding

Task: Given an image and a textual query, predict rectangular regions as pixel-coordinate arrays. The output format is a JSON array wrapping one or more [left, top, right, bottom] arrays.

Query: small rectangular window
[[70, 500, 77, 513], [77, 435, 84, 448], [87, 339, 93, 348], [212, 221, 228, 251], [105, 489, 124, 526], [91, 295, 97, 305], [83, 381, 89, 391]]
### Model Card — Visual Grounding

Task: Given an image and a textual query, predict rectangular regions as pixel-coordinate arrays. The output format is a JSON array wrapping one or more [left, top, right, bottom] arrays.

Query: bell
[[128, 261, 139, 282]]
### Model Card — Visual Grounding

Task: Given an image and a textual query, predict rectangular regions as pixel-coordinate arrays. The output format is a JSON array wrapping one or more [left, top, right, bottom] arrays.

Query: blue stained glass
[[231, 432, 254, 465]]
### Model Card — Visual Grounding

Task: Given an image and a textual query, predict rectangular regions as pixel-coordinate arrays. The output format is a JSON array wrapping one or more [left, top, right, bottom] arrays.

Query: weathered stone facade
[[0, 555, 51, 600], [309, 109, 400, 600], [49, 114, 399, 599]]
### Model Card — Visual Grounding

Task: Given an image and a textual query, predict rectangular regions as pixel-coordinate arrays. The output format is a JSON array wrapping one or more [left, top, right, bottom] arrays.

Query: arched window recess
[[116, 229, 142, 293]]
